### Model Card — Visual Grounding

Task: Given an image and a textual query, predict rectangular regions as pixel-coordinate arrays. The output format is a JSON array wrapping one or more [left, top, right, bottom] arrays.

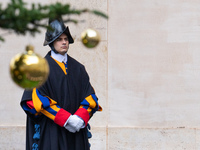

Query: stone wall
[[1, 0, 200, 149]]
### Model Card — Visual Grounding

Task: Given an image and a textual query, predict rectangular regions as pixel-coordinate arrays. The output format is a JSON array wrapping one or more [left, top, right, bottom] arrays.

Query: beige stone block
[[107, 0, 200, 127], [0, 126, 26, 150], [108, 127, 196, 150]]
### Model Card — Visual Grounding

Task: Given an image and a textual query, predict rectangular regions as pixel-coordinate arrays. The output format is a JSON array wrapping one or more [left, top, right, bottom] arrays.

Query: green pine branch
[[0, 0, 108, 42]]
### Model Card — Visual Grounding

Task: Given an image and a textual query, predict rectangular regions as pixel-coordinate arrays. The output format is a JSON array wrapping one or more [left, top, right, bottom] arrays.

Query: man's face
[[53, 33, 69, 55]]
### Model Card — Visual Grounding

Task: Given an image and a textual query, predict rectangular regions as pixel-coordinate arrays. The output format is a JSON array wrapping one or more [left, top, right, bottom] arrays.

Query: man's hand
[[64, 115, 84, 133]]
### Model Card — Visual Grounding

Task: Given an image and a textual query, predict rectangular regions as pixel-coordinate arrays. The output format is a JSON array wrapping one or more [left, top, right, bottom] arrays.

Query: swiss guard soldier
[[21, 17, 102, 150]]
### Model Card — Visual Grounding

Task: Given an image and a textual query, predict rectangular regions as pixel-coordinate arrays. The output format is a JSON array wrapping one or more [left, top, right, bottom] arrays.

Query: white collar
[[51, 50, 68, 63]]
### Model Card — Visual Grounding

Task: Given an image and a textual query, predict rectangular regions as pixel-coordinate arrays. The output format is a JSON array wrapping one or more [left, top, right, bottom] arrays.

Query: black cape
[[21, 51, 95, 150]]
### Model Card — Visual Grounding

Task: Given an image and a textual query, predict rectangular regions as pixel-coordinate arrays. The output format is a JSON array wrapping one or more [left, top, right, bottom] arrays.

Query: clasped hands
[[64, 115, 85, 133]]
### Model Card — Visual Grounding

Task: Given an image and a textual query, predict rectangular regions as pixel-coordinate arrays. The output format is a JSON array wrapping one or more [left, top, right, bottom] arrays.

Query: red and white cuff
[[74, 108, 90, 127], [54, 108, 71, 127]]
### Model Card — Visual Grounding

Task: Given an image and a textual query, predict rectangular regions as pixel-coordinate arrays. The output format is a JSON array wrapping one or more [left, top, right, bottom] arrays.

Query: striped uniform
[[22, 58, 102, 127]]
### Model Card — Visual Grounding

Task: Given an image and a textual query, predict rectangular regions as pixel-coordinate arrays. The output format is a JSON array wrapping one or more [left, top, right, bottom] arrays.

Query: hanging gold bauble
[[9, 45, 49, 89], [81, 28, 101, 48]]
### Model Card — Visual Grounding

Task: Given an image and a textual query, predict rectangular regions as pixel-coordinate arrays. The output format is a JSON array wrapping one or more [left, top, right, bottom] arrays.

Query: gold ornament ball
[[81, 28, 101, 48], [9, 45, 49, 89]]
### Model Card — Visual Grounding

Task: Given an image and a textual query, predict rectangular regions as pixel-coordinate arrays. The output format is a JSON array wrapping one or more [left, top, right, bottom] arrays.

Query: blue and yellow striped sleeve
[[74, 94, 102, 126], [22, 88, 71, 127]]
